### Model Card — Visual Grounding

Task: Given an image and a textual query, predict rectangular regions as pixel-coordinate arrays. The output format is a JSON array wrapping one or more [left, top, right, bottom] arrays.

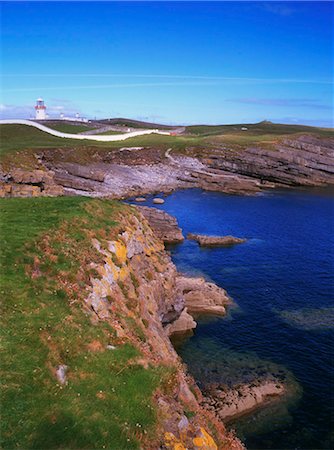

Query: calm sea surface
[[131, 188, 334, 449]]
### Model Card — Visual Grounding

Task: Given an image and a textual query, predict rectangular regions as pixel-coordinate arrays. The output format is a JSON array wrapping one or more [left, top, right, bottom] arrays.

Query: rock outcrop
[[0, 168, 64, 198], [166, 308, 197, 336], [177, 276, 231, 316], [205, 135, 334, 188], [137, 205, 185, 244], [188, 233, 246, 247]]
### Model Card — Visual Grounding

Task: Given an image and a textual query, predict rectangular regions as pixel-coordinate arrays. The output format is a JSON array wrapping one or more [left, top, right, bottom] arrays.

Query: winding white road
[[0, 119, 170, 142]]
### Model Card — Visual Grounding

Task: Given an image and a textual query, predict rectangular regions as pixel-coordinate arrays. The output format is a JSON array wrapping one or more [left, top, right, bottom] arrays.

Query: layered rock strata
[[2, 135, 333, 198], [205, 135, 334, 187], [0, 168, 64, 197]]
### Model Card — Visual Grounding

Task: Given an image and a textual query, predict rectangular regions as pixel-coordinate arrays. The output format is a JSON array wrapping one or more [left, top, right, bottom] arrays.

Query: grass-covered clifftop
[[1, 197, 166, 449], [1, 197, 240, 449]]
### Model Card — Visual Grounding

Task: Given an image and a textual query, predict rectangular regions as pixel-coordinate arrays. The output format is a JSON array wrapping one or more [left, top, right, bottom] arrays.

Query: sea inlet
[[135, 187, 333, 450]]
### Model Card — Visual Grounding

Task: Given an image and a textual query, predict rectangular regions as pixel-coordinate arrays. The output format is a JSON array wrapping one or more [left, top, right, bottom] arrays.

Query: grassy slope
[[41, 122, 96, 134], [186, 121, 334, 137], [0, 197, 167, 449], [0, 124, 197, 155], [97, 118, 172, 129]]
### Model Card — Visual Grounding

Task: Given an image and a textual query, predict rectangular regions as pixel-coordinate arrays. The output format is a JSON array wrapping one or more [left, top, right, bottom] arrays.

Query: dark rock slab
[[187, 233, 246, 247]]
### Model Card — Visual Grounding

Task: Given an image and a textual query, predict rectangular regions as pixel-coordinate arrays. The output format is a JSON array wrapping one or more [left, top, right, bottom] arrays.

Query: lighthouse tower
[[35, 98, 46, 120]]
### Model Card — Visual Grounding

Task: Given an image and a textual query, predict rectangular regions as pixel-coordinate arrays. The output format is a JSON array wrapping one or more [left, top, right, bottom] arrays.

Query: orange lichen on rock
[[164, 432, 187, 450], [193, 427, 218, 450]]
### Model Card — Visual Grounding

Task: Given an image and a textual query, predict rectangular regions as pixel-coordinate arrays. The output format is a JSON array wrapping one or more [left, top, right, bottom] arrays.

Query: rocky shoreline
[[1, 135, 333, 199], [132, 205, 293, 424], [1, 133, 330, 446]]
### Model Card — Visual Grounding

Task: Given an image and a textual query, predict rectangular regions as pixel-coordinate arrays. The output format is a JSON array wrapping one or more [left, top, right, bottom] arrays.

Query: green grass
[[0, 197, 166, 449], [0, 124, 204, 170], [98, 118, 172, 129], [186, 121, 334, 137], [42, 122, 96, 134], [0, 124, 199, 155], [98, 129, 127, 135]]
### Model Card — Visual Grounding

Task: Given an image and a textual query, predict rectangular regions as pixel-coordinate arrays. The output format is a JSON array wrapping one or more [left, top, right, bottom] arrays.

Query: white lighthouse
[[35, 98, 46, 120]]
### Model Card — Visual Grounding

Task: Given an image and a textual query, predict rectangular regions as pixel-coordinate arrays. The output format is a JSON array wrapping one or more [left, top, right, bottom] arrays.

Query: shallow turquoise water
[[130, 187, 334, 449]]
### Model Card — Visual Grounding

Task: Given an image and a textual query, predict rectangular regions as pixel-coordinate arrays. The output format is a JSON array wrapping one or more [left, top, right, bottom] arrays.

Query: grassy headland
[[0, 120, 332, 170], [0, 197, 170, 449]]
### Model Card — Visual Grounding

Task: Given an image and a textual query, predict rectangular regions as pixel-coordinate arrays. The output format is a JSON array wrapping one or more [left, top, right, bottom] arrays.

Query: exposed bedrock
[[205, 136, 334, 187], [176, 276, 231, 316], [1, 135, 333, 198], [136, 205, 185, 244], [0, 168, 64, 197], [165, 276, 231, 337], [50, 135, 334, 197]]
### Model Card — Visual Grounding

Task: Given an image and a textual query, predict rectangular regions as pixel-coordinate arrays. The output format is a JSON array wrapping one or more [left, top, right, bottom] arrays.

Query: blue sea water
[[133, 188, 334, 449]]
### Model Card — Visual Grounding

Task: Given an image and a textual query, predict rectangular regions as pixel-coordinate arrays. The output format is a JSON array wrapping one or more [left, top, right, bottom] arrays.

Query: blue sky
[[1, 1, 333, 126]]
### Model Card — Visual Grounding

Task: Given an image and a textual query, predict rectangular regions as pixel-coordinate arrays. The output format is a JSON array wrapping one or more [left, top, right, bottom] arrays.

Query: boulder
[[153, 197, 165, 204]]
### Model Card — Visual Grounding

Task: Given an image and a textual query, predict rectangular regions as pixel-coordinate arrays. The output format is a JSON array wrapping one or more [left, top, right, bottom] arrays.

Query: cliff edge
[[1, 197, 243, 449]]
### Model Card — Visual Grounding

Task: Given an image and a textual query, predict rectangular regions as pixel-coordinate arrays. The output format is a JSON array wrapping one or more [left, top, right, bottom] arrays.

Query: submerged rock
[[277, 307, 334, 330], [187, 233, 246, 247], [203, 380, 286, 422]]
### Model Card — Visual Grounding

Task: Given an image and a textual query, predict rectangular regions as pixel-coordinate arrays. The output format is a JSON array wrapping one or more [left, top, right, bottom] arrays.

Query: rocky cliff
[[81, 204, 244, 448]]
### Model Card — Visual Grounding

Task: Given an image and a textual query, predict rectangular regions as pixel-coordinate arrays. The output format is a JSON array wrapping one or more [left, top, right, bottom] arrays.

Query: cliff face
[[205, 135, 334, 187], [82, 206, 244, 449]]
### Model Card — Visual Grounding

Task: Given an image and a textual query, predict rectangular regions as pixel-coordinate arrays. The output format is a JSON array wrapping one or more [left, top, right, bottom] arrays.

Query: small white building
[[35, 98, 46, 120], [59, 112, 88, 123]]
